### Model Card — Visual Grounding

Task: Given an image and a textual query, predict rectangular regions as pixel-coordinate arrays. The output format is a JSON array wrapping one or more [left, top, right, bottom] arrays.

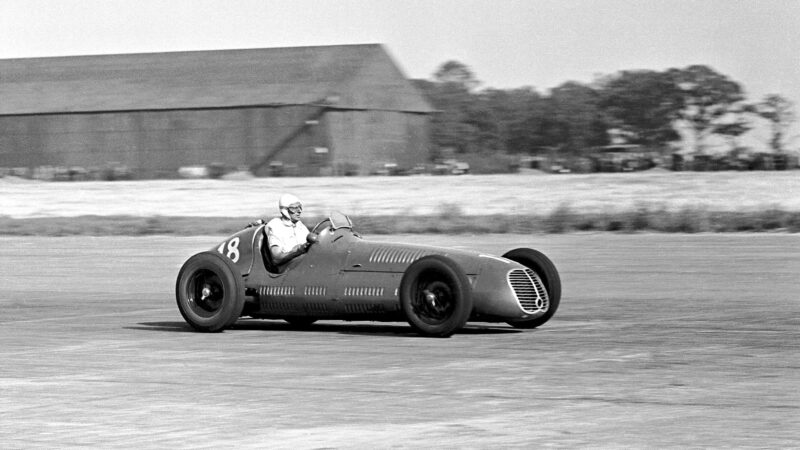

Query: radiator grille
[[508, 268, 549, 314]]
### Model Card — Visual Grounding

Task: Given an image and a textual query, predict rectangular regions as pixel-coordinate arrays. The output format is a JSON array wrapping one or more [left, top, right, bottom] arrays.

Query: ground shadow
[[128, 320, 521, 337], [125, 321, 196, 332], [232, 320, 522, 337]]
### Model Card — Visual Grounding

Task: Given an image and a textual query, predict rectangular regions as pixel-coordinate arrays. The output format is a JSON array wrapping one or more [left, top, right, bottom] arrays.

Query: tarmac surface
[[1, 234, 798, 448]]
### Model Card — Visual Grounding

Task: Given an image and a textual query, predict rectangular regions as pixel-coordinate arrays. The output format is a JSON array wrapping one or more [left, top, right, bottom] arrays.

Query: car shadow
[[129, 320, 521, 337], [234, 320, 419, 337], [125, 322, 196, 332], [231, 320, 522, 337]]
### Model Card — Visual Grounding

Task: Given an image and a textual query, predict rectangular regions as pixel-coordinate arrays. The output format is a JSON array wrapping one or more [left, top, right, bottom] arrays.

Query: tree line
[[412, 61, 796, 159]]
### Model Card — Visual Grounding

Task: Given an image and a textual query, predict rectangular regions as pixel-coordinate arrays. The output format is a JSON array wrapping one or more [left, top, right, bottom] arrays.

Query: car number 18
[[217, 237, 240, 263]]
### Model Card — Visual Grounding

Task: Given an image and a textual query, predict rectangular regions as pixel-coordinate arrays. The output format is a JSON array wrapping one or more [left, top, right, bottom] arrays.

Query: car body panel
[[212, 225, 263, 276]]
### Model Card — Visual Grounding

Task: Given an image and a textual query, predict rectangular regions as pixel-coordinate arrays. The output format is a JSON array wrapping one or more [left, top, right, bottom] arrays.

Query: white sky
[[2, 0, 799, 147]]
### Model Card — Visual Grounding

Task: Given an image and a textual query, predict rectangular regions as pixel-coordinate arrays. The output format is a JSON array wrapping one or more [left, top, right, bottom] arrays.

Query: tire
[[175, 251, 245, 332], [400, 255, 473, 337], [502, 248, 561, 329]]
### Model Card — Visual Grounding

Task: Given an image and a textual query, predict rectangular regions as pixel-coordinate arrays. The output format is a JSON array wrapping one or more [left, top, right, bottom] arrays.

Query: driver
[[266, 194, 312, 265]]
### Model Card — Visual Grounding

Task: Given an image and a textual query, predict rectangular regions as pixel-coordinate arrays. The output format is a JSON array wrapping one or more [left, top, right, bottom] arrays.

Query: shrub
[[544, 203, 574, 233]]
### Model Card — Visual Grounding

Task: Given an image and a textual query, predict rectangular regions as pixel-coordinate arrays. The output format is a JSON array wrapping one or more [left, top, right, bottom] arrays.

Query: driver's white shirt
[[266, 217, 309, 254]]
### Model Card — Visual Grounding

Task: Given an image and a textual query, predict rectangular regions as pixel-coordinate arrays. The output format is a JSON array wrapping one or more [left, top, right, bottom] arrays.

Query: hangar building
[[0, 44, 434, 177]]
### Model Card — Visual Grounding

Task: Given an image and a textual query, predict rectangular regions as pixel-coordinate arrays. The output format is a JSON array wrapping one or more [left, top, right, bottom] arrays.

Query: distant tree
[[465, 91, 505, 153], [481, 87, 548, 153], [598, 70, 682, 148], [667, 65, 746, 154], [417, 61, 764, 161], [414, 61, 483, 153], [546, 81, 610, 155], [715, 120, 751, 153], [433, 60, 480, 91], [753, 94, 796, 152]]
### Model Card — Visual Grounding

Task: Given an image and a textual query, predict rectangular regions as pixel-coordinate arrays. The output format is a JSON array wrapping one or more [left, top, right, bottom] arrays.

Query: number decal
[[217, 237, 241, 263]]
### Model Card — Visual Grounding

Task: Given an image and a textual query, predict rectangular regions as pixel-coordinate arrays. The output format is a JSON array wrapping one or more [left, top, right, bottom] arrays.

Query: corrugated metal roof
[[0, 44, 434, 115]]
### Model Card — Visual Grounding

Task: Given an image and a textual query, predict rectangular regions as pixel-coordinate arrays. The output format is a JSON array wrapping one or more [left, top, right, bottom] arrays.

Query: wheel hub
[[186, 270, 224, 316], [413, 280, 454, 323], [423, 290, 438, 308]]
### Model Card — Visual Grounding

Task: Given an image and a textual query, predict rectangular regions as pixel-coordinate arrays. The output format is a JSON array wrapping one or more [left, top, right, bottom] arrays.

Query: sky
[[2, 0, 799, 147]]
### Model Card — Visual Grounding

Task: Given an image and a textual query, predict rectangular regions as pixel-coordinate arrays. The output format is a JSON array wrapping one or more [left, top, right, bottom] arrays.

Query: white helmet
[[278, 194, 302, 219]]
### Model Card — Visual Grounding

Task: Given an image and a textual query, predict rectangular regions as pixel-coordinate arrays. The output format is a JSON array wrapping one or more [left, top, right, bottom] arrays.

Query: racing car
[[175, 211, 561, 337]]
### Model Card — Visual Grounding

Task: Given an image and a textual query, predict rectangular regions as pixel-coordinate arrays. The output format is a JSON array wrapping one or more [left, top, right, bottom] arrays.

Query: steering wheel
[[310, 218, 331, 235]]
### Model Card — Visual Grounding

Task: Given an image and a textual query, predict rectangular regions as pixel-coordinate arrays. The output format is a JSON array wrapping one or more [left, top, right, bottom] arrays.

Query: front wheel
[[400, 255, 473, 337], [175, 251, 245, 332], [502, 248, 561, 329]]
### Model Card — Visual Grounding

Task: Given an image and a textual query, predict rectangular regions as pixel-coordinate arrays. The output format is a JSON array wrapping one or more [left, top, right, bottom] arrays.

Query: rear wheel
[[400, 255, 473, 337], [175, 251, 245, 332], [503, 248, 561, 329]]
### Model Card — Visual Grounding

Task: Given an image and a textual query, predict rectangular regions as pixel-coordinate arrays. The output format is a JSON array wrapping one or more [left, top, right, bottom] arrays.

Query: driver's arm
[[269, 241, 309, 265]]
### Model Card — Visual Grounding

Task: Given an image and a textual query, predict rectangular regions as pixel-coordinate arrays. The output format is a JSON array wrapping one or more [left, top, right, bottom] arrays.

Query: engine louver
[[369, 247, 429, 264]]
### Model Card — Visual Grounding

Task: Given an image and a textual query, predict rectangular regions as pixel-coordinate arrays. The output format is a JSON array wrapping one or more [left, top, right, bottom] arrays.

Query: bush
[[2, 208, 800, 236], [543, 203, 574, 233]]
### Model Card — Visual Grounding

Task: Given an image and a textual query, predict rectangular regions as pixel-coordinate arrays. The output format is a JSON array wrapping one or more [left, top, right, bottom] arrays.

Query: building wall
[[326, 110, 429, 175], [0, 107, 430, 178], [0, 106, 330, 178]]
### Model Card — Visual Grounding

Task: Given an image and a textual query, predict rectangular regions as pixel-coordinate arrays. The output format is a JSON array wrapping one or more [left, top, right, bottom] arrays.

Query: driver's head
[[278, 193, 303, 223]]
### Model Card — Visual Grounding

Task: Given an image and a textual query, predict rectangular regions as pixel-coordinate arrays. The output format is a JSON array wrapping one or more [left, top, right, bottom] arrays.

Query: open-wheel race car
[[175, 212, 561, 337]]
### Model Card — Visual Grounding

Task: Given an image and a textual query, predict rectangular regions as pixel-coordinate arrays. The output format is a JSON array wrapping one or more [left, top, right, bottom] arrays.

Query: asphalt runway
[[1, 234, 798, 448]]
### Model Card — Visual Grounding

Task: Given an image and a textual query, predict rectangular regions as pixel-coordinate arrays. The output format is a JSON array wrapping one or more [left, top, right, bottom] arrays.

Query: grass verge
[[2, 206, 799, 236]]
